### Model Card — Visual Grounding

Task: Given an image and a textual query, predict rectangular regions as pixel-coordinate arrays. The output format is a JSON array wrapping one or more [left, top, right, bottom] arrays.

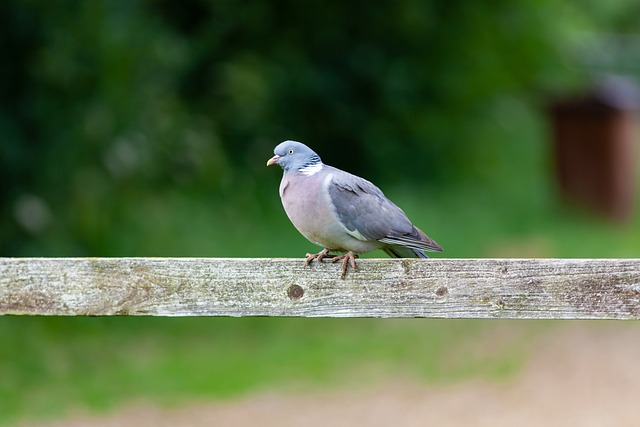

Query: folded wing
[[326, 167, 443, 256]]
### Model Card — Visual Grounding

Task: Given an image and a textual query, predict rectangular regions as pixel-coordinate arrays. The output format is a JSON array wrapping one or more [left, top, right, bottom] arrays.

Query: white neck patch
[[299, 162, 323, 176]]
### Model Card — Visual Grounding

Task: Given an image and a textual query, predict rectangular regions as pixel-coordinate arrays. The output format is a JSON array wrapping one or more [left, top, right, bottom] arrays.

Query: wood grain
[[1, 258, 639, 319]]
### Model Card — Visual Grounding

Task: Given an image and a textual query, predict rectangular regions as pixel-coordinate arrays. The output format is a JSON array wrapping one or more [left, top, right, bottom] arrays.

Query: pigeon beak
[[267, 155, 280, 166]]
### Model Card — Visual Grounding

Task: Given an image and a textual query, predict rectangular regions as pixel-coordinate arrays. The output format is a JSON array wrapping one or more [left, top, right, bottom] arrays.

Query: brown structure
[[549, 78, 639, 222]]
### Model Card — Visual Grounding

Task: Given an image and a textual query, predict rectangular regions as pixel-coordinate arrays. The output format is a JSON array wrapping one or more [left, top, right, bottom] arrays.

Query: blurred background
[[2, 0, 640, 425]]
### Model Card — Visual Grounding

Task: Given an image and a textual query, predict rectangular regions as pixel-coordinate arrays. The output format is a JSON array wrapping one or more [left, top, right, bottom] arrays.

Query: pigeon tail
[[382, 246, 429, 258]]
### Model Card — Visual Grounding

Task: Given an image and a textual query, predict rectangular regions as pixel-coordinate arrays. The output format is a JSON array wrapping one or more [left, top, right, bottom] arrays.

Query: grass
[[3, 183, 639, 426], [0, 316, 543, 425], [3, 114, 640, 425]]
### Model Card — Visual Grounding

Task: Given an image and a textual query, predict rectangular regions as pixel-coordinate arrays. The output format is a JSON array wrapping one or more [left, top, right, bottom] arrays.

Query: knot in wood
[[287, 284, 304, 300], [435, 286, 448, 297]]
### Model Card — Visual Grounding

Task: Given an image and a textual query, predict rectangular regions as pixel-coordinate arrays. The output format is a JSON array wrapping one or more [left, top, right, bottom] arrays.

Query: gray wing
[[326, 167, 441, 252]]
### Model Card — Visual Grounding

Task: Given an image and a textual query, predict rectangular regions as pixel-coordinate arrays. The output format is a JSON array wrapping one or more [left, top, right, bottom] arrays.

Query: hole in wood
[[435, 286, 448, 297], [287, 284, 304, 300]]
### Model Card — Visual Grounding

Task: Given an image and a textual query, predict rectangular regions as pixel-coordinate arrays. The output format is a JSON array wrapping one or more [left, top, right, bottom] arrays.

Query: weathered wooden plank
[[1, 258, 639, 319]]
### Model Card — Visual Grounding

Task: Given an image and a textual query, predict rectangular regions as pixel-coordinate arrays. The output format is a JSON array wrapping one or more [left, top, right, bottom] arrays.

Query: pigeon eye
[[288, 149, 294, 154]]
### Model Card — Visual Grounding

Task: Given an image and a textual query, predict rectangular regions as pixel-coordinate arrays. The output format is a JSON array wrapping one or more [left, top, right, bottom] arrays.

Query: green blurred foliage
[[5, 0, 634, 257], [2, 1, 640, 425]]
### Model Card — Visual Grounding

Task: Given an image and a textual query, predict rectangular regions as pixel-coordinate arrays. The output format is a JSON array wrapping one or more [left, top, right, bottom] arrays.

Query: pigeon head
[[267, 140, 323, 173]]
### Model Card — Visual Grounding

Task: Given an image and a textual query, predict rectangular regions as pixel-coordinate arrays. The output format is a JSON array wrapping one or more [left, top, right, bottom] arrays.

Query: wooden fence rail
[[1, 258, 639, 319]]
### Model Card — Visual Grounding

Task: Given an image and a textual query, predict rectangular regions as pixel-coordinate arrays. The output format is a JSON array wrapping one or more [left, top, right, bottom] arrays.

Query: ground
[[19, 321, 640, 427]]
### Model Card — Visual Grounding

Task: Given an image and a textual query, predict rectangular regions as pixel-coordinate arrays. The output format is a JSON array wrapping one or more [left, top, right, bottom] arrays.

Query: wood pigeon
[[267, 140, 443, 278]]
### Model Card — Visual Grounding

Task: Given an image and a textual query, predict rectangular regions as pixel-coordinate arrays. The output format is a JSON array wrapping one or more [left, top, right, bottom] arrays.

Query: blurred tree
[[0, 0, 635, 255]]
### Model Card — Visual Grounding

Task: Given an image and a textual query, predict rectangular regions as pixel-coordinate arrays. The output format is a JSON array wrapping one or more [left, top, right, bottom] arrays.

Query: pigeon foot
[[331, 251, 359, 279], [304, 248, 331, 266]]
